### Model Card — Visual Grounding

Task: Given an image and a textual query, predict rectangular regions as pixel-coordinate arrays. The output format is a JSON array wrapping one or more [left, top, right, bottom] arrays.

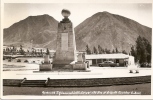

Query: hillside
[[74, 11, 151, 52], [3, 14, 58, 49], [3, 12, 151, 53]]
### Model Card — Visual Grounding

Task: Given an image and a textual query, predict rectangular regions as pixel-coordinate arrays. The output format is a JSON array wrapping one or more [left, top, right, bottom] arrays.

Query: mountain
[[3, 14, 58, 49], [74, 11, 151, 53], [4, 12, 151, 53]]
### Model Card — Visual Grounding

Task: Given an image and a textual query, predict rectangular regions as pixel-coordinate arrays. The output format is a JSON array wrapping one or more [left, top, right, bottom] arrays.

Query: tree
[[34, 50, 37, 56], [105, 48, 111, 54], [19, 45, 25, 55], [7, 48, 10, 52], [46, 48, 50, 55], [136, 36, 145, 63], [31, 48, 34, 56], [98, 45, 103, 54], [3, 49, 5, 54], [86, 45, 91, 54], [102, 48, 105, 54], [104, 48, 110, 54], [146, 42, 151, 63], [130, 46, 135, 56], [112, 49, 115, 53], [135, 36, 151, 64], [104, 48, 107, 54], [130, 45, 137, 61], [116, 48, 119, 53], [143, 37, 151, 63], [40, 49, 43, 56], [93, 46, 98, 54], [20, 45, 22, 50], [10, 47, 13, 53], [122, 50, 127, 54], [12, 46, 16, 55], [27, 50, 29, 56]]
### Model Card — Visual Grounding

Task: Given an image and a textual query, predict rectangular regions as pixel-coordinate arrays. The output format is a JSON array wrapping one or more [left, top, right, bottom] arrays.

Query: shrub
[[17, 59, 21, 62], [24, 60, 28, 63]]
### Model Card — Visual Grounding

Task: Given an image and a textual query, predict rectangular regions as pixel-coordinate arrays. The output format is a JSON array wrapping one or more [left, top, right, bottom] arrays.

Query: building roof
[[85, 53, 129, 59]]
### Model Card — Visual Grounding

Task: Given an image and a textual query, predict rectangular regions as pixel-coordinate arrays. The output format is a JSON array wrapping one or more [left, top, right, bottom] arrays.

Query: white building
[[85, 53, 133, 67]]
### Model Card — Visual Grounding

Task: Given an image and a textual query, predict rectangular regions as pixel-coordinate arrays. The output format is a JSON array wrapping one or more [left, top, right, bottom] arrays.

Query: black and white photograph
[[0, 0, 152, 99]]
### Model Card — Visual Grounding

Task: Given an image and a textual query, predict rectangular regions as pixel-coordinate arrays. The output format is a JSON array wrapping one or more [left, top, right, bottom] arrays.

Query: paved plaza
[[3, 60, 151, 80]]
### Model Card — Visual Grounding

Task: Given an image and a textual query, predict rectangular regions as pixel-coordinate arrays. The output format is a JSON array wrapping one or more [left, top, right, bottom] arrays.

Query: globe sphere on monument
[[61, 9, 71, 18]]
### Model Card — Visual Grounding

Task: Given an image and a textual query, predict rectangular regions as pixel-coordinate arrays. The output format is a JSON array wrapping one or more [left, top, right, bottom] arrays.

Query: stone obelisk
[[52, 9, 77, 69]]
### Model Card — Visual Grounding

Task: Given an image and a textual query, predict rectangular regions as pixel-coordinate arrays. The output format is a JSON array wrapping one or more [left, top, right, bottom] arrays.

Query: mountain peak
[[27, 14, 53, 19], [102, 11, 110, 14], [75, 11, 151, 52], [93, 11, 112, 18], [4, 14, 58, 47], [95, 11, 111, 14]]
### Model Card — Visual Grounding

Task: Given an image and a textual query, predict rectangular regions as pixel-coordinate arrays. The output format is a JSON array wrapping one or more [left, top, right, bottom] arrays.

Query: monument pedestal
[[52, 9, 77, 70], [73, 62, 87, 70], [52, 9, 90, 71], [39, 55, 52, 71], [73, 52, 88, 70], [39, 64, 52, 71]]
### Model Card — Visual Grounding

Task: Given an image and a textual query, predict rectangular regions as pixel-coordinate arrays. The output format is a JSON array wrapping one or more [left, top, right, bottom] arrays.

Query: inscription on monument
[[61, 33, 68, 51]]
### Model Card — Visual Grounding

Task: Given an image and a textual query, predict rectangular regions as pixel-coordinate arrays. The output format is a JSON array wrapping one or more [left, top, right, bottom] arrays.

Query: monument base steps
[[52, 60, 74, 64], [52, 64, 73, 71]]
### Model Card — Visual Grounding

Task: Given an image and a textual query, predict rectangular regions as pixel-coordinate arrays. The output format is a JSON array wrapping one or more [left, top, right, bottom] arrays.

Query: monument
[[38, 9, 89, 71], [73, 52, 88, 70], [52, 9, 89, 71], [39, 55, 52, 71], [128, 56, 139, 73], [39, 49, 52, 71]]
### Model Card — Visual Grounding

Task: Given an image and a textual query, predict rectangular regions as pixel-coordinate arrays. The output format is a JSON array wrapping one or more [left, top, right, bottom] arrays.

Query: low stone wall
[[47, 76, 151, 87], [3, 76, 151, 87], [3, 79, 22, 86]]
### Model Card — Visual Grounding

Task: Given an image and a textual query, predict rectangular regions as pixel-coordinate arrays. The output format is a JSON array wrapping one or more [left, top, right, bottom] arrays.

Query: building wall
[[86, 58, 127, 67]]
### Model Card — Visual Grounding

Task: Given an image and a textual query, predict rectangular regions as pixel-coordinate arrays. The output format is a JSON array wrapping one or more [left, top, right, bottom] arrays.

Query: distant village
[[3, 39, 151, 68], [3, 45, 55, 58]]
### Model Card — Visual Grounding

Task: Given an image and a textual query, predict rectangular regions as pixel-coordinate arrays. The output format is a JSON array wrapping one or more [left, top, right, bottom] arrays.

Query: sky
[[4, 3, 152, 28]]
